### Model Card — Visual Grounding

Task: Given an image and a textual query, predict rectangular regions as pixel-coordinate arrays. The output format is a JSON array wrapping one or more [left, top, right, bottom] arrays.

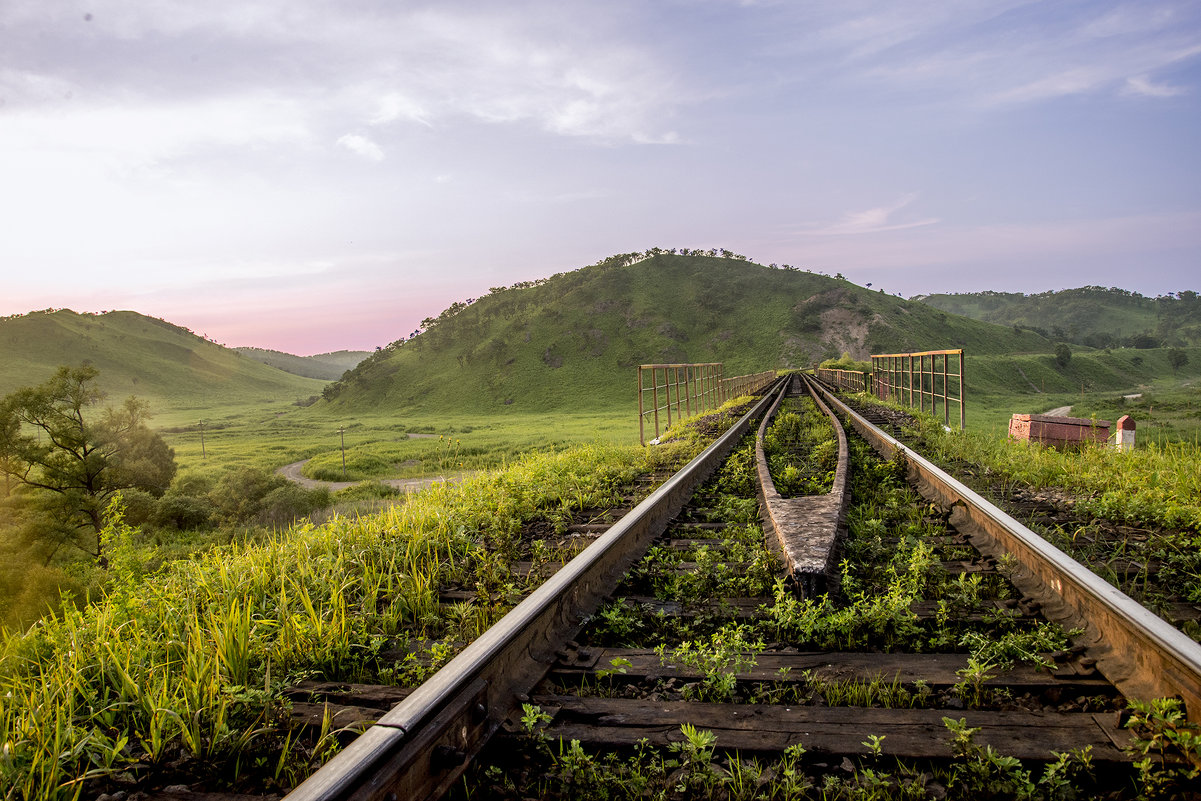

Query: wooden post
[[338, 426, 347, 477]]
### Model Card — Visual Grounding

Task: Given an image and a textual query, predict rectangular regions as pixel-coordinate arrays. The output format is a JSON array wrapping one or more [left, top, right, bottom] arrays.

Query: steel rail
[[286, 377, 789, 801], [806, 377, 1201, 720]]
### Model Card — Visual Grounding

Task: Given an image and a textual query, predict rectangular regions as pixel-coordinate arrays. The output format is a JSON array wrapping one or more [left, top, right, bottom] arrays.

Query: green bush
[[151, 493, 213, 531]]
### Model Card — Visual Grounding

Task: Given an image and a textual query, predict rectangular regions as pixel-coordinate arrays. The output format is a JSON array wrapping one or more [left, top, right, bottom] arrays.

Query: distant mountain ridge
[[322, 252, 1052, 413], [917, 287, 1201, 349], [235, 347, 370, 380], [0, 309, 326, 408]]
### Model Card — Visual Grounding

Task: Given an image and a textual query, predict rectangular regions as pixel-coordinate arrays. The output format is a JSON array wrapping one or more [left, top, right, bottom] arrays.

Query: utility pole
[[198, 420, 206, 459], [338, 426, 347, 478]]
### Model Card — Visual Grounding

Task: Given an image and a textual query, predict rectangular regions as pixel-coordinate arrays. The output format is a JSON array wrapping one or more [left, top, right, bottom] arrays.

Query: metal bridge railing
[[638, 364, 775, 445], [815, 368, 869, 393], [871, 349, 965, 430]]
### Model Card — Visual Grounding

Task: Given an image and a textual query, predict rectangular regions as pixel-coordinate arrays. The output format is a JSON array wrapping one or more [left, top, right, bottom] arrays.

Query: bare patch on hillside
[[818, 307, 876, 359], [542, 347, 564, 369]]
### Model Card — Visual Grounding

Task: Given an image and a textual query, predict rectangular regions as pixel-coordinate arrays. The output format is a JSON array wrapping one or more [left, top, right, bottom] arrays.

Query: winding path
[[275, 460, 454, 493], [274, 432, 460, 493]]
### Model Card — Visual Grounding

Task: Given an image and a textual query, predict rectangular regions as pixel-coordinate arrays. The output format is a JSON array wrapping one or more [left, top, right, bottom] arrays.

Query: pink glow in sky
[[2, 1, 1200, 354]]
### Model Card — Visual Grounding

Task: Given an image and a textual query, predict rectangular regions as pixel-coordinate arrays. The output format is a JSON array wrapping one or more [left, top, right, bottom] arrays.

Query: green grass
[[868, 398, 1201, 635], [959, 346, 1201, 439], [157, 406, 640, 481], [0, 433, 699, 798]]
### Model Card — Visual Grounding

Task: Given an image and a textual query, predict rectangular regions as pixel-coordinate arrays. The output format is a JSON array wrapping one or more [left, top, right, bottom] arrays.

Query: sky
[[2, 1, 1200, 354]]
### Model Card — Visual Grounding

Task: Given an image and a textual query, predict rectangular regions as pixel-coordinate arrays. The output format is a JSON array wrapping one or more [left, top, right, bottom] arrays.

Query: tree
[[0, 365, 176, 565], [1054, 343, 1072, 369]]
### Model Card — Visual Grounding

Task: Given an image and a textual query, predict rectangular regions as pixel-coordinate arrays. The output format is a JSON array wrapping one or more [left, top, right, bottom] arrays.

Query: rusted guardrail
[[815, 368, 869, 393], [721, 370, 777, 403], [872, 349, 965, 429], [638, 364, 775, 445]]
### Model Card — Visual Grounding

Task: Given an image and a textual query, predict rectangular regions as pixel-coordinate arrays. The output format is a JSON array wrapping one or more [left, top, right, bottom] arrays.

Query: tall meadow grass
[[1, 440, 687, 799], [908, 414, 1201, 534]]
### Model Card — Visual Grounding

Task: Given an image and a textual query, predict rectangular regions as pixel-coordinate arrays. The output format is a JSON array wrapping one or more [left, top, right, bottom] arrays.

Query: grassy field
[[157, 404, 641, 482], [962, 346, 1201, 439], [146, 343, 1200, 488], [0, 397, 738, 799]]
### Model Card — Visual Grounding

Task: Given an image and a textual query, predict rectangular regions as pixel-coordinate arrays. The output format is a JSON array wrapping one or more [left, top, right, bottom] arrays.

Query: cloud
[[1123, 75, 1187, 97], [774, 211, 1201, 289], [352, 11, 684, 144], [781, 2, 1201, 109], [371, 93, 433, 127], [336, 133, 384, 161], [2, 1, 687, 146], [795, 194, 940, 237]]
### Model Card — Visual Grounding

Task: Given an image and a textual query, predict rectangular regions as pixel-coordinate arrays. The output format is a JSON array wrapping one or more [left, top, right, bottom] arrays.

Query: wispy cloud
[[1, 1, 686, 145], [781, 1, 1201, 109], [794, 194, 939, 237], [348, 9, 683, 144], [1123, 75, 1187, 97], [371, 93, 433, 127], [336, 133, 384, 161]]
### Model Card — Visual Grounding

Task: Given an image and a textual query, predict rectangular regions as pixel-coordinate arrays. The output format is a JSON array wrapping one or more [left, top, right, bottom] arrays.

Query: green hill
[[0, 309, 327, 411], [235, 347, 370, 380], [917, 287, 1201, 349], [323, 253, 1051, 413]]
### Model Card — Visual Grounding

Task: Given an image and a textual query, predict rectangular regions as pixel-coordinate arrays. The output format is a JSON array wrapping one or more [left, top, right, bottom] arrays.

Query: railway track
[[284, 375, 1201, 801]]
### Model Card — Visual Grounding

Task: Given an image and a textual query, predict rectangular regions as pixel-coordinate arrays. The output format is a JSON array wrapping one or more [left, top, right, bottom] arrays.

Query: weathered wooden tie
[[526, 696, 1132, 762]]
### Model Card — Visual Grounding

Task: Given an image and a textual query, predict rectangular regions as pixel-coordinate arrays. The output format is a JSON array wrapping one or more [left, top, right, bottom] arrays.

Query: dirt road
[[275, 459, 455, 493]]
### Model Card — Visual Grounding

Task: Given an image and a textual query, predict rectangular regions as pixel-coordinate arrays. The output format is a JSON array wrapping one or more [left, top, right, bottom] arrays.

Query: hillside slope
[[324, 253, 1051, 413], [917, 287, 1201, 348], [0, 310, 326, 408], [235, 347, 370, 380]]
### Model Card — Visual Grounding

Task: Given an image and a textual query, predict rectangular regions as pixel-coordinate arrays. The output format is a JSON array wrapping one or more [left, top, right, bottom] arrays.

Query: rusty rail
[[871, 349, 965, 429], [809, 380, 1201, 722], [287, 378, 789, 801], [284, 376, 1201, 801]]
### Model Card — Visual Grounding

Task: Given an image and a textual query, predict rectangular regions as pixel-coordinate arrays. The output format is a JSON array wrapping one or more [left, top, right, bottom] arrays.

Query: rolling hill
[[917, 287, 1201, 349], [323, 253, 1053, 413], [235, 347, 371, 380], [0, 309, 327, 409]]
